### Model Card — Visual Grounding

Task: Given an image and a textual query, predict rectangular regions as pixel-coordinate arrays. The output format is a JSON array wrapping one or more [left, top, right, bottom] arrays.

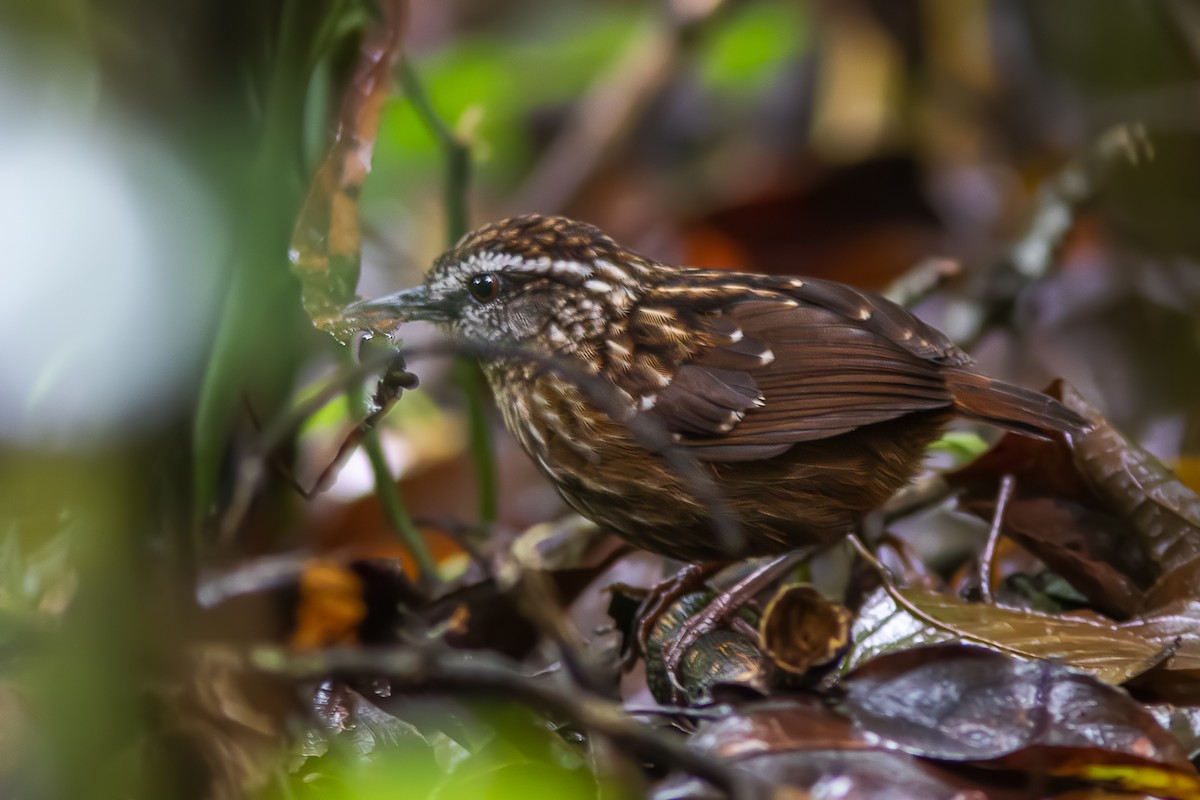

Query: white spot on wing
[[552, 259, 595, 280], [758, 349, 775, 365], [584, 278, 613, 293], [592, 259, 631, 283]]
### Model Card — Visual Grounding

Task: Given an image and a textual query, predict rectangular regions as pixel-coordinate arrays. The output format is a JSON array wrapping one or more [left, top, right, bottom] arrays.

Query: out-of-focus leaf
[[926, 430, 990, 464], [695, 0, 808, 93], [165, 647, 290, 800], [844, 587, 1164, 684], [758, 584, 851, 675], [290, 1, 406, 336], [289, 560, 366, 649], [370, 11, 645, 195]]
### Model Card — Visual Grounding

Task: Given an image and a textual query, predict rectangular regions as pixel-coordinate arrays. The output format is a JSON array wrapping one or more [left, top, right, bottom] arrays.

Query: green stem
[[398, 57, 498, 523], [342, 348, 438, 579]]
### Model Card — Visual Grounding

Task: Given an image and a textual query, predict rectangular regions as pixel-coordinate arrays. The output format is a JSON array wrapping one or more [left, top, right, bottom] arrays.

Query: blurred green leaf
[[696, 0, 808, 93]]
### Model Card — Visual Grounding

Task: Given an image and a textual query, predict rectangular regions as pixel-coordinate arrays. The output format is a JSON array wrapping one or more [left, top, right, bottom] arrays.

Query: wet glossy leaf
[[1060, 383, 1200, 578], [660, 699, 1014, 800], [845, 587, 1164, 684], [842, 646, 1193, 771], [963, 495, 1146, 617]]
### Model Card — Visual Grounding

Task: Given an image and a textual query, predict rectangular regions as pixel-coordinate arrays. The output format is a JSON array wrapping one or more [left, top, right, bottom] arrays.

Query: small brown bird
[[348, 215, 1084, 562]]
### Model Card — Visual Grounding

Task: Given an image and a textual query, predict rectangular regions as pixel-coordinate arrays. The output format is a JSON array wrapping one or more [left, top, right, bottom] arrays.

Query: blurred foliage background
[[0, 0, 1198, 798]]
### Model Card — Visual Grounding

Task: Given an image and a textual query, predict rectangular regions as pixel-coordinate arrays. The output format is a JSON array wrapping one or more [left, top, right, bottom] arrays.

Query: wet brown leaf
[[958, 495, 1145, 617], [660, 698, 1014, 800], [845, 587, 1165, 684], [1060, 382, 1200, 578], [842, 645, 1200, 799]]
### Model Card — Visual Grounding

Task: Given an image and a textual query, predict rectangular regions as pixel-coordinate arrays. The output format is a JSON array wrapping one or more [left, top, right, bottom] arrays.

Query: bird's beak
[[341, 285, 450, 333]]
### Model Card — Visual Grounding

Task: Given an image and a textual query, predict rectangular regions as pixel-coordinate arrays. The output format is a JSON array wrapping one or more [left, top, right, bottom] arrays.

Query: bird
[[345, 214, 1085, 564]]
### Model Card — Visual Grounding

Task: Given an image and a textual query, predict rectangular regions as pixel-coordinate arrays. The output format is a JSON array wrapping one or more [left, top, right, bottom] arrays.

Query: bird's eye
[[467, 273, 501, 303]]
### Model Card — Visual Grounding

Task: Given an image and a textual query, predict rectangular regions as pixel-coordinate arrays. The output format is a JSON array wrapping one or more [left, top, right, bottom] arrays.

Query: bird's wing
[[627, 279, 963, 462]]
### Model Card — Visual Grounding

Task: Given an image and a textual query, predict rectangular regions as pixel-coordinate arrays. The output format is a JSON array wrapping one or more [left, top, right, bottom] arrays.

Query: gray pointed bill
[[341, 285, 451, 333]]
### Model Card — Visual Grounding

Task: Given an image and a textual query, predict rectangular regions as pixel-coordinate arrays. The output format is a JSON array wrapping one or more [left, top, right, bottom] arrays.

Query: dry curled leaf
[[759, 584, 851, 675]]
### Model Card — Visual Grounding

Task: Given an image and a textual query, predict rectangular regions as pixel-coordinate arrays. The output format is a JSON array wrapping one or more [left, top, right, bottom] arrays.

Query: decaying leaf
[[289, 0, 407, 335]]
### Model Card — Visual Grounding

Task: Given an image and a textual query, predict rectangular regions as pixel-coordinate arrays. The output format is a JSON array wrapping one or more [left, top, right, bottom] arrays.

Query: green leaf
[[697, 1, 809, 93]]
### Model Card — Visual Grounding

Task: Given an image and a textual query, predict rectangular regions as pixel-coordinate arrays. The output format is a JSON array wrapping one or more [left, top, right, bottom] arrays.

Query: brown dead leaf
[[1060, 382, 1200, 578], [842, 646, 1200, 798], [845, 586, 1165, 684]]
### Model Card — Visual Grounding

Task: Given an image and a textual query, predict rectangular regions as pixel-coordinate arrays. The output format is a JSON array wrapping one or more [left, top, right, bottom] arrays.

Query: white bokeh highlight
[[0, 88, 225, 445]]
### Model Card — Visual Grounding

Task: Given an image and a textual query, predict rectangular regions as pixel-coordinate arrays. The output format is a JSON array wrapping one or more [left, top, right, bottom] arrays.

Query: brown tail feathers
[[945, 368, 1088, 439]]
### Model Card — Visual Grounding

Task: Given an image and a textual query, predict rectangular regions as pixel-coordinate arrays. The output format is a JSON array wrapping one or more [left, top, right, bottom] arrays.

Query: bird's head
[[344, 215, 655, 358]]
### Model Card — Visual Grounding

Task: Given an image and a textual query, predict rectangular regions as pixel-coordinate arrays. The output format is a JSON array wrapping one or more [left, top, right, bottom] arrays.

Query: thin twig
[[253, 643, 751, 795], [340, 346, 439, 585], [978, 474, 1015, 604], [882, 257, 961, 308]]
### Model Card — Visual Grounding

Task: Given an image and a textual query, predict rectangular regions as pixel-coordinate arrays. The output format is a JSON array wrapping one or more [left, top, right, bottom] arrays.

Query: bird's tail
[[945, 368, 1088, 438]]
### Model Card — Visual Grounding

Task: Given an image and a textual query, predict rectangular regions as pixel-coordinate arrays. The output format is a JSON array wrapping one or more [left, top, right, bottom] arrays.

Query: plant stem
[[398, 57, 498, 523]]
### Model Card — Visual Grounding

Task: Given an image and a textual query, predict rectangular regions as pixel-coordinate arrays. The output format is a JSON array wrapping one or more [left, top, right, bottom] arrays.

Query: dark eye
[[467, 273, 501, 303]]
